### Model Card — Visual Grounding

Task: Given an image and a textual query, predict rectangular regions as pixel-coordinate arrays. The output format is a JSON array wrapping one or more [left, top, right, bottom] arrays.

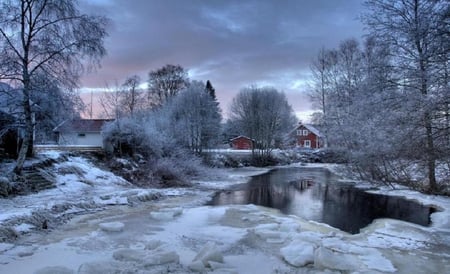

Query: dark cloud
[[80, 0, 365, 118]]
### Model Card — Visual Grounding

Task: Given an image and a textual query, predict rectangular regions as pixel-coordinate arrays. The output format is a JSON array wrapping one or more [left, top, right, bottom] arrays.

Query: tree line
[[309, 0, 449, 192], [100, 65, 296, 160]]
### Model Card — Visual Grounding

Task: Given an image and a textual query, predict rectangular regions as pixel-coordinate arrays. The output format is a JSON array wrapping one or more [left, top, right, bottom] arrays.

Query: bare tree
[[121, 75, 144, 117], [148, 64, 189, 105], [99, 75, 146, 119], [0, 0, 108, 174], [99, 81, 124, 120]]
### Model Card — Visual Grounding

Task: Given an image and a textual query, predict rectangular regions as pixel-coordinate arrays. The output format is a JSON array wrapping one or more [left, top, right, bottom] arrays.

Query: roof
[[294, 123, 323, 137], [53, 119, 113, 133], [230, 135, 254, 141]]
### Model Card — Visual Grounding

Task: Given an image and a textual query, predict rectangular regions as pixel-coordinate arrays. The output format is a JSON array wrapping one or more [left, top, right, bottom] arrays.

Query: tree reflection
[[209, 168, 437, 234]]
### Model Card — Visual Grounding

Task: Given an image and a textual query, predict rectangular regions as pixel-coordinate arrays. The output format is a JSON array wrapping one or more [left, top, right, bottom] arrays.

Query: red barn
[[230, 136, 254, 150], [293, 123, 325, 149]]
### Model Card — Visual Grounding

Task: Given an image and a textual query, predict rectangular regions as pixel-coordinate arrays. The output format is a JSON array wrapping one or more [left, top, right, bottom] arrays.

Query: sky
[[79, 0, 365, 120]]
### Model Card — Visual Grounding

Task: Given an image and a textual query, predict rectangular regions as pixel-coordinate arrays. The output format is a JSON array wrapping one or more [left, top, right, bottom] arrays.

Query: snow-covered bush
[[102, 91, 208, 186], [102, 118, 147, 157]]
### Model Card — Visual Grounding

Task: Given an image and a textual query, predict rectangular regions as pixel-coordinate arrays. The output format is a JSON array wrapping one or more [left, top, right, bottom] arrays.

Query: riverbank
[[0, 152, 449, 273]]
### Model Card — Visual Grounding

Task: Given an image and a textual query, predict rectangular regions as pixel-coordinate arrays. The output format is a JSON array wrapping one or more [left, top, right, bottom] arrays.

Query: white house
[[53, 119, 112, 147]]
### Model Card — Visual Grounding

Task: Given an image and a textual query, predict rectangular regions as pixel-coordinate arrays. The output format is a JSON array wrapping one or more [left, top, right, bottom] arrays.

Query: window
[[303, 130, 309, 136], [304, 140, 311, 148], [296, 130, 302, 136], [78, 133, 86, 137]]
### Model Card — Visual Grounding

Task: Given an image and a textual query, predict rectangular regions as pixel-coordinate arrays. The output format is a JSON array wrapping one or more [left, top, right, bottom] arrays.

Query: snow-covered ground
[[0, 152, 449, 273]]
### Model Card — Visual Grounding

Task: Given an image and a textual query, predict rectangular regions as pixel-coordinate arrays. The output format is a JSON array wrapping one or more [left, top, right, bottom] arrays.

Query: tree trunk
[[424, 111, 437, 192], [14, 87, 33, 174]]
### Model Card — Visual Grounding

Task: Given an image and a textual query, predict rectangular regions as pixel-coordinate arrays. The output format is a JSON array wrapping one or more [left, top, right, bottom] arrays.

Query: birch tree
[[363, 0, 449, 192], [0, 0, 108, 174]]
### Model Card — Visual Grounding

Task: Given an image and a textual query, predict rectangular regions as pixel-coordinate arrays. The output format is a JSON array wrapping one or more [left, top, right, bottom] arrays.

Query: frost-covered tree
[[309, 47, 335, 124], [311, 39, 365, 149], [0, 0, 108, 174], [30, 74, 84, 144], [229, 86, 297, 162], [170, 80, 222, 153], [308, 0, 449, 192], [363, 0, 449, 192], [148, 64, 189, 105]]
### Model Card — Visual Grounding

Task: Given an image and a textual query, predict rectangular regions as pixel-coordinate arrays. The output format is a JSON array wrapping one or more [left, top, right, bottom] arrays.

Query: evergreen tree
[[205, 80, 217, 101]]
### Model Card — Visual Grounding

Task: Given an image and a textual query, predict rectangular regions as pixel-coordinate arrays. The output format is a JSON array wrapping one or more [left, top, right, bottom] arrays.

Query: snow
[[0, 153, 450, 273], [0, 155, 137, 224]]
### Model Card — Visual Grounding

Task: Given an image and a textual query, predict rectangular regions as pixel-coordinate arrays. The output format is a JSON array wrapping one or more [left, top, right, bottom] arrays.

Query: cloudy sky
[[79, 0, 365, 120]]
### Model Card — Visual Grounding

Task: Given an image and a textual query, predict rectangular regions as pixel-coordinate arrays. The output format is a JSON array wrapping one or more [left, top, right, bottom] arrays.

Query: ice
[[293, 231, 324, 245], [143, 250, 179, 266], [77, 261, 121, 274], [145, 239, 163, 250], [150, 210, 179, 221], [280, 240, 315, 266], [317, 237, 396, 272], [252, 223, 287, 243], [34, 266, 74, 274], [192, 241, 224, 268], [188, 260, 206, 272], [314, 245, 362, 271], [112, 248, 146, 262], [99, 221, 124, 232]]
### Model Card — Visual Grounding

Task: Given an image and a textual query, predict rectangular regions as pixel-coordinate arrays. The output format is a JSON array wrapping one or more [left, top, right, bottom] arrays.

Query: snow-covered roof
[[230, 135, 254, 141], [53, 119, 113, 133], [293, 123, 323, 137]]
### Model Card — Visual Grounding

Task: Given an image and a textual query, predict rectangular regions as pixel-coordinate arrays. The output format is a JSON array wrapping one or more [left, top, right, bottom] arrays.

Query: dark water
[[208, 167, 437, 234]]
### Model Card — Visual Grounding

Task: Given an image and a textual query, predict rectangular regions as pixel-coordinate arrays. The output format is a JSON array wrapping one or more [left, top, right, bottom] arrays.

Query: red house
[[292, 123, 324, 149], [230, 136, 254, 150]]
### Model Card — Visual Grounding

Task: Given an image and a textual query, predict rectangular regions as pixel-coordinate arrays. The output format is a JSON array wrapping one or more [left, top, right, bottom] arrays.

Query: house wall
[[231, 137, 253, 150], [58, 132, 103, 147], [295, 125, 322, 149]]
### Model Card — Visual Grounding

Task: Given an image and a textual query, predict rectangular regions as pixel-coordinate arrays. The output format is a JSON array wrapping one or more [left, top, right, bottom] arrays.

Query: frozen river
[[0, 157, 449, 273]]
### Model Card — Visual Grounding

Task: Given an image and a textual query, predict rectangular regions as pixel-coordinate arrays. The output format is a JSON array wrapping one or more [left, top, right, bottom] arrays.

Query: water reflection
[[208, 168, 437, 234]]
